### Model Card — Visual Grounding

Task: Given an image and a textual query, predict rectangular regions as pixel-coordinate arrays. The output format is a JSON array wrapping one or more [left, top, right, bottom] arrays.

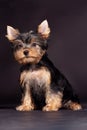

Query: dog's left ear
[[38, 20, 51, 39], [6, 26, 20, 41]]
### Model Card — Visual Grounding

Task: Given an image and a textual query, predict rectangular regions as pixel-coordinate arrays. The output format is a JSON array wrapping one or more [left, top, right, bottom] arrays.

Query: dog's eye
[[32, 43, 37, 47], [17, 44, 23, 49]]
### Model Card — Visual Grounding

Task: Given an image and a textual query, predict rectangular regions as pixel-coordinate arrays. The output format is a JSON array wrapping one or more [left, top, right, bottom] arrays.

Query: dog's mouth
[[20, 56, 37, 59], [17, 56, 41, 64]]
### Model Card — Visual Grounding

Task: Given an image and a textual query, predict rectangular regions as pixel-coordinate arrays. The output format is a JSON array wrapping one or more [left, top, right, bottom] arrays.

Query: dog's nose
[[23, 50, 29, 56]]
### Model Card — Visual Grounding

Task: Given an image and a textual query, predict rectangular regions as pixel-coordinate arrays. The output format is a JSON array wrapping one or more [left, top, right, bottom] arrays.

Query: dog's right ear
[[38, 20, 51, 39], [6, 26, 20, 41]]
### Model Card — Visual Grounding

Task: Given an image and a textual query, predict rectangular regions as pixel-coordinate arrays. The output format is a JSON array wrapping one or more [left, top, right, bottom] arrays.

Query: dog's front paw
[[16, 104, 34, 111], [42, 104, 59, 111]]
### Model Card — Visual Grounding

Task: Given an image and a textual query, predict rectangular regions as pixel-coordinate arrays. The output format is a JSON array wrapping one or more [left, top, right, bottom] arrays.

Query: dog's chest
[[20, 67, 51, 87]]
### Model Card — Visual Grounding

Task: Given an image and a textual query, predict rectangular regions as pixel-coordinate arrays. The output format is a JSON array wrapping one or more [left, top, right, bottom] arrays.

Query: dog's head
[[6, 20, 50, 64]]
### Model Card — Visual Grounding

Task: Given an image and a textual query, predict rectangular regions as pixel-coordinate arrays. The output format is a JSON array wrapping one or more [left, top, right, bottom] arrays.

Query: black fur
[[20, 53, 80, 108], [7, 22, 81, 111], [12, 31, 48, 51]]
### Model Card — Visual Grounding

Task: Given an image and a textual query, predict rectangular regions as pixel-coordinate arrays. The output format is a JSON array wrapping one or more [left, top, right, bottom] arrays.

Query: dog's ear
[[6, 26, 20, 41], [38, 20, 51, 39]]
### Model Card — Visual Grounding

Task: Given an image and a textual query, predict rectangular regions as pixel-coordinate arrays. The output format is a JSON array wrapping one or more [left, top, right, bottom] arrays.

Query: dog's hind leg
[[63, 100, 82, 110]]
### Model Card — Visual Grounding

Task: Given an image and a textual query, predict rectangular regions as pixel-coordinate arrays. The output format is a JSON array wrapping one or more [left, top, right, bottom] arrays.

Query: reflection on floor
[[0, 103, 87, 130]]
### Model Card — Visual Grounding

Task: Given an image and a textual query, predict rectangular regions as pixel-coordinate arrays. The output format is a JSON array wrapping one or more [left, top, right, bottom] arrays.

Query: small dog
[[6, 20, 82, 111]]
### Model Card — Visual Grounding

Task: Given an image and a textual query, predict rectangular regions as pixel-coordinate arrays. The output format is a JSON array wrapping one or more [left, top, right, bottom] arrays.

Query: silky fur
[[6, 20, 82, 111]]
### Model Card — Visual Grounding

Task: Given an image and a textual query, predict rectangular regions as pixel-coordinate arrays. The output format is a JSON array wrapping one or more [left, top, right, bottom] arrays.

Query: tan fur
[[16, 96, 34, 111], [64, 100, 82, 111], [69, 102, 82, 110], [19, 66, 52, 111], [38, 20, 51, 39], [14, 46, 45, 64], [20, 67, 51, 87], [43, 92, 63, 111], [6, 20, 82, 111], [20, 67, 63, 111], [16, 83, 34, 111], [6, 26, 20, 41], [16, 93, 34, 111]]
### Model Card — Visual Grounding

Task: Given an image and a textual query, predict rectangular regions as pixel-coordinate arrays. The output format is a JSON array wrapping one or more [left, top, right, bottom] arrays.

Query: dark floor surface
[[0, 104, 87, 130]]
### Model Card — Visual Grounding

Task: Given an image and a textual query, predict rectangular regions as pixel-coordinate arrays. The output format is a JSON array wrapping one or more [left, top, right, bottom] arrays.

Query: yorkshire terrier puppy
[[6, 20, 82, 111]]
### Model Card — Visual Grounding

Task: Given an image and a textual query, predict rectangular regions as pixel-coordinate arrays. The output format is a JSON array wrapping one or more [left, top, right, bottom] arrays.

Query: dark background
[[0, 0, 87, 105]]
